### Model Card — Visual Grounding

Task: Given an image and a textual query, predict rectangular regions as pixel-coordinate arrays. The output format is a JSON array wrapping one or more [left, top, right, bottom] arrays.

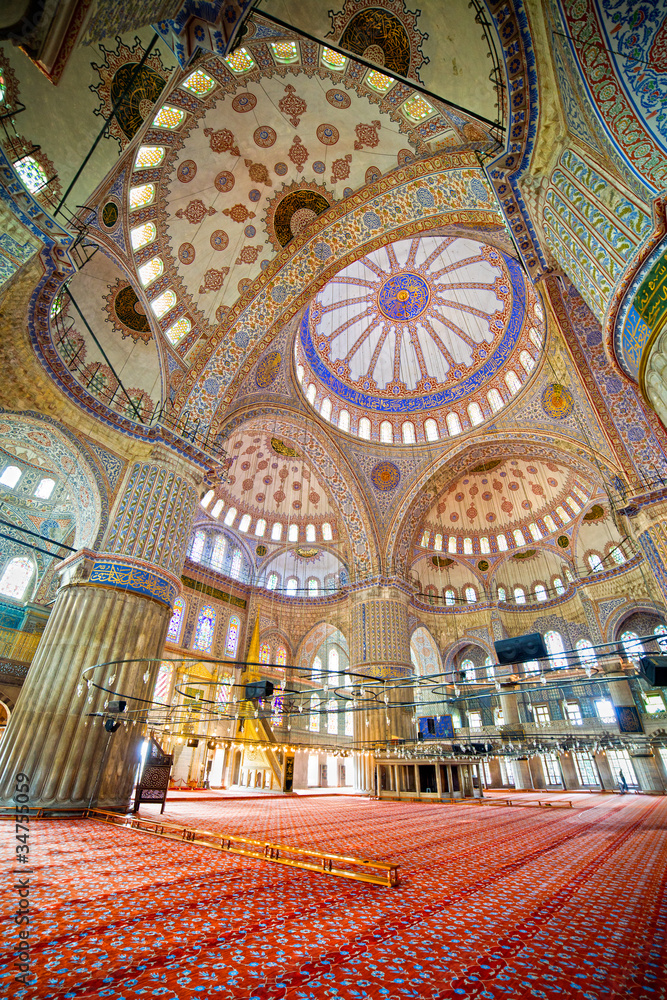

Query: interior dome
[[296, 236, 544, 443]]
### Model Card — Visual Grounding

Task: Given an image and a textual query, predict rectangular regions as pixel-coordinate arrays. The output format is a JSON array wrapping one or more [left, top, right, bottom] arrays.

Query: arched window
[[544, 630, 567, 669], [166, 597, 186, 643], [556, 505, 571, 524], [306, 523, 316, 542], [0, 465, 21, 488], [485, 656, 495, 680], [446, 412, 462, 436], [544, 514, 557, 533], [271, 522, 282, 541], [358, 416, 371, 440], [425, 418, 439, 441], [463, 537, 473, 554], [402, 421, 416, 444], [275, 645, 287, 666], [130, 222, 156, 250], [528, 522, 542, 540], [529, 326, 543, 349], [468, 402, 483, 426], [153, 662, 172, 703], [211, 535, 226, 569], [166, 317, 191, 345], [505, 370, 521, 395], [193, 605, 216, 653], [224, 507, 237, 526], [588, 553, 603, 573], [138, 256, 164, 288], [327, 699, 338, 735], [212, 499, 224, 518], [513, 528, 525, 547], [534, 584, 547, 602], [312, 654, 322, 679], [497, 534, 508, 551], [288, 524, 298, 542], [448, 536, 457, 553], [130, 183, 155, 209], [15, 155, 48, 193], [610, 546, 625, 565], [567, 495, 581, 512], [465, 586, 477, 604], [230, 549, 242, 579], [320, 397, 332, 421], [576, 639, 597, 667], [306, 383, 317, 405], [267, 572, 278, 590], [201, 489, 214, 509], [271, 694, 284, 727], [654, 625, 667, 652], [297, 364, 304, 383], [497, 585, 506, 602], [255, 518, 266, 537], [487, 388, 503, 413], [189, 530, 205, 562], [620, 630, 643, 662], [259, 642, 270, 664], [445, 588, 456, 606], [225, 615, 240, 656], [238, 514, 251, 532], [322, 522, 333, 541], [380, 420, 393, 443], [553, 577, 565, 595], [514, 587, 526, 605], [519, 350, 535, 374], [460, 658, 476, 682], [309, 694, 320, 732], [286, 577, 298, 596], [34, 477, 55, 499], [339, 409, 350, 432], [434, 533, 443, 551], [0, 557, 33, 601], [345, 710, 354, 736], [421, 530, 430, 547], [328, 647, 339, 675], [135, 146, 165, 170], [308, 578, 319, 596], [480, 536, 490, 554]]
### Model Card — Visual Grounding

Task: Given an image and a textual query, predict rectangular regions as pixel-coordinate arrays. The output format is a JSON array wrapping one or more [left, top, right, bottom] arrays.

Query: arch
[[410, 626, 442, 677], [443, 637, 494, 672]]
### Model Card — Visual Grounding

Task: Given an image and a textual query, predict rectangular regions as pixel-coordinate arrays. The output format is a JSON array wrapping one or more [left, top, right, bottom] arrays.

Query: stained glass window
[[152, 105, 185, 129], [270, 41, 299, 63], [130, 222, 156, 250], [514, 528, 525, 546], [465, 586, 477, 604], [286, 577, 297, 596], [556, 505, 571, 523], [480, 536, 489, 553], [339, 409, 350, 431], [520, 350, 535, 373], [529, 522, 542, 540], [33, 477, 55, 499], [403, 94, 435, 121], [182, 69, 216, 95], [271, 695, 283, 727], [190, 529, 205, 562], [620, 630, 643, 662], [216, 675, 232, 707], [201, 489, 214, 508], [153, 662, 172, 703], [505, 370, 521, 395], [461, 658, 476, 681], [358, 417, 371, 440], [380, 420, 393, 443], [345, 710, 354, 736], [497, 534, 508, 551], [276, 646, 287, 667], [239, 514, 251, 532], [225, 616, 240, 657], [134, 146, 164, 169], [497, 586, 506, 602], [468, 402, 483, 426], [271, 522, 282, 541], [309, 694, 320, 732], [0, 69, 5, 104], [230, 549, 242, 579], [129, 184, 154, 209], [554, 577, 565, 595], [259, 642, 270, 665], [588, 553, 603, 572], [421, 531, 430, 547], [312, 655, 322, 679], [267, 572, 278, 590], [487, 389, 503, 413], [165, 317, 190, 345], [576, 639, 597, 667], [366, 70, 393, 93], [425, 418, 439, 441], [255, 519, 266, 537], [288, 524, 298, 543], [138, 256, 164, 287], [434, 533, 443, 551], [544, 514, 557, 533], [150, 289, 176, 318], [402, 421, 416, 443], [0, 557, 33, 600], [535, 584, 547, 602], [224, 507, 237, 526], [0, 465, 22, 488], [448, 536, 457, 553], [224, 47, 255, 73], [544, 630, 568, 669], [322, 47, 347, 69], [463, 536, 473, 554], [327, 699, 338, 734], [306, 524, 316, 542], [193, 605, 216, 653], [15, 156, 48, 193], [514, 587, 525, 605], [210, 535, 226, 570], [211, 499, 224, 518], [445, 588, 455, 606], [654, 625, 667, 652], [166, 597, 186, 642]]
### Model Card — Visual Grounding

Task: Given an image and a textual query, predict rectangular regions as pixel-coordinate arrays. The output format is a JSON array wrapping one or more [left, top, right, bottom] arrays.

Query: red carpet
[[1, 795, 666, 999]]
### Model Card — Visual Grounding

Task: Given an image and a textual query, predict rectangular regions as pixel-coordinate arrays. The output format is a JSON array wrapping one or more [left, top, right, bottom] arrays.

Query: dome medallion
[[378, 273, 430, 321]]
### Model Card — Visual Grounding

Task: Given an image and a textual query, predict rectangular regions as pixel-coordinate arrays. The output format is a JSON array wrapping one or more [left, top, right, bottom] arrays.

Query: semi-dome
[[296, 235, 544, 443]]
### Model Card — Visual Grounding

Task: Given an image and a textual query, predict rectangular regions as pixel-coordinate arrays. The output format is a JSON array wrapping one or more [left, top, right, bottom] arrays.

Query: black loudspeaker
[[245, 680, 274, 699], [105, 719, 120, 733], [494, 633, 548, 665], [107, 700, 127, 713], [187, 738, 200, 748], [639, 655, 667, 686]]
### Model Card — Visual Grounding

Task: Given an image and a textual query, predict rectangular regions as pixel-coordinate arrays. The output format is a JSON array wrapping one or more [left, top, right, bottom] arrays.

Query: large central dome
[[299, 236, 529, 411]]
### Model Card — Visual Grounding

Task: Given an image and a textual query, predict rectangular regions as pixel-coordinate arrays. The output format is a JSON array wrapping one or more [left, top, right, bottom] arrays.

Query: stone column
[[350, 583, 414, 791], [0, 450, 201, 811], [498, 683, 532, 789], [559, 752, 582, 790]]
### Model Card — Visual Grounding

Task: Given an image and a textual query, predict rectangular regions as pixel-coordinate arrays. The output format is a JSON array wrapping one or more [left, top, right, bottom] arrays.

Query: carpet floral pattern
[[1, 796, 665, 1000]]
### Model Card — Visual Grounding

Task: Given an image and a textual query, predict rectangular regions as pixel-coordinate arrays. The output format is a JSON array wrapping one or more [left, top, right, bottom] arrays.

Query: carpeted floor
[[1, 795, 666, 999]]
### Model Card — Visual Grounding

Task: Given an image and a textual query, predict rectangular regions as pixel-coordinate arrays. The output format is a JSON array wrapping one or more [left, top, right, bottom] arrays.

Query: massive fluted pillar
[[0, 448, 201, 810], [350, 583, 414, 792]]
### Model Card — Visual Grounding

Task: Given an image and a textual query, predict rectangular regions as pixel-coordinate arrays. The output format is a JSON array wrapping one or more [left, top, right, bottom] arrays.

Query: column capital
[[57, 548, 182, 608]]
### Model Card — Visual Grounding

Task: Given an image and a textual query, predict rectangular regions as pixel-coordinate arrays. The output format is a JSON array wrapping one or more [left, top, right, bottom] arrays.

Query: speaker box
[[494, 633, 548, 665], [245, 680, 274, 699], [639, 655, 667, 686]]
